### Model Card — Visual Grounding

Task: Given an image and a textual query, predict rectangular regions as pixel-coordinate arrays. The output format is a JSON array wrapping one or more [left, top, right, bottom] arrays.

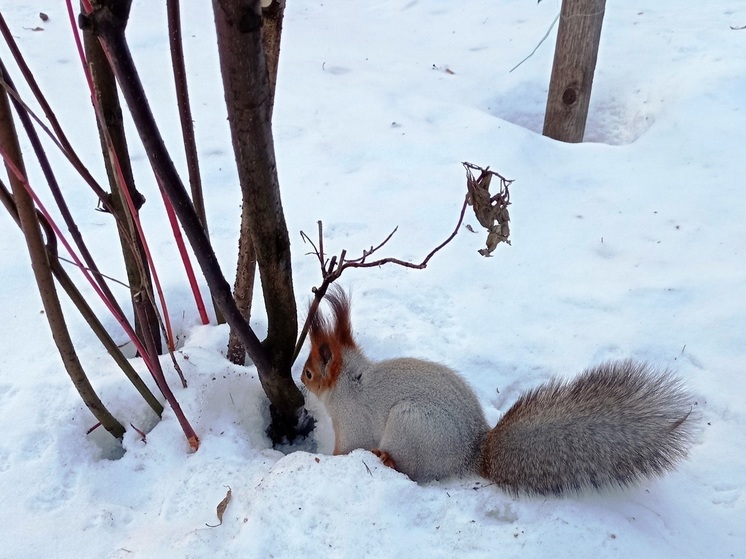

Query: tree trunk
[[81, 0, 310, 442], [226, 203, 256, 365], [212, 0, 304, 441], [226, 0, 284, 365], [543, 0, 606, 143], [83, 5, 162, 354], [0, 83, 125, 440], [262, 0, 285, 109]]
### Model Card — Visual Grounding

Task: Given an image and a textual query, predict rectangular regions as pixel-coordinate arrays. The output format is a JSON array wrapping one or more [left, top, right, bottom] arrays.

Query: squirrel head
[[302, 287, 356, 396]]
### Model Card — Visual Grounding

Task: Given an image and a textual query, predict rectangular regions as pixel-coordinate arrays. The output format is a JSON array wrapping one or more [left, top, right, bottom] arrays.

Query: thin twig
[[293, 196, 469, 362], [343, 227, 399, 265], [167, 0, 207, 231], [339, 197, 468, 272], [55, 256, 131, 289], [0, 12, 111, 206], [462, 161, 514, 188], [134, 291, 199, 451], [166, 0, 211, 327], [300, 229, 322, 265], [510, 12, 560, 73], [317, 220, 324, 269]]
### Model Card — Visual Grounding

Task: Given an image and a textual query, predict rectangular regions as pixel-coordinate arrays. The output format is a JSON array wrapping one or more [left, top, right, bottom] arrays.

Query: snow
[[1, 0, 744, 557]]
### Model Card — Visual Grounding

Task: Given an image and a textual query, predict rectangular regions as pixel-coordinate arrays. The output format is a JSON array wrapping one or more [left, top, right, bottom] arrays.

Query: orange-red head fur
[[301, 288, 357, 396]]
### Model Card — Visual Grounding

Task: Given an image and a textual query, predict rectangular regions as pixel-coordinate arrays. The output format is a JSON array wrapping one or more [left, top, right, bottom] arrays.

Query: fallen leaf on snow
[[206, 486, 232, 528]]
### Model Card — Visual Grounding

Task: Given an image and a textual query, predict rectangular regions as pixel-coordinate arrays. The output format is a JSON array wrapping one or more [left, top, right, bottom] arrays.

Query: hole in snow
[[87, 428, 126, 461], [484, 82, 657, 145], [583, 90, 657, 145]]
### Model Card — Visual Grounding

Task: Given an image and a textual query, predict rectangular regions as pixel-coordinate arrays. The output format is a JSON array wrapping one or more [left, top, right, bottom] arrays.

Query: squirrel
[[301, 288, 696, 496]]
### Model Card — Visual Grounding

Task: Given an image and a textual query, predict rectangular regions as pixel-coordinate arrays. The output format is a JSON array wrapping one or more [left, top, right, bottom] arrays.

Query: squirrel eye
[[304, 369, 312, 379]]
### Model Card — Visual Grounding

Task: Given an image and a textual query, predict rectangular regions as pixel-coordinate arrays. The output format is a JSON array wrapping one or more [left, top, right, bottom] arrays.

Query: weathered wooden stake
[[543, 0, 606, 143]]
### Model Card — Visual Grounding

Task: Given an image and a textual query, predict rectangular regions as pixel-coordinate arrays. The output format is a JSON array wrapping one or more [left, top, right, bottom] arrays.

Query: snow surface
[[1, 0, 744, 557]]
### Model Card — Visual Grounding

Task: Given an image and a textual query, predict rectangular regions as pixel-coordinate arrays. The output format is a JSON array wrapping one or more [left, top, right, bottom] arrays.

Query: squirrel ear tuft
[[326, 286, 355, 348]]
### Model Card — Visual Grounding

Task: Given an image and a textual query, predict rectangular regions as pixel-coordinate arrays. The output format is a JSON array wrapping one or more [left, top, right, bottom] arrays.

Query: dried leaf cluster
[[462, 162, 513, 257]]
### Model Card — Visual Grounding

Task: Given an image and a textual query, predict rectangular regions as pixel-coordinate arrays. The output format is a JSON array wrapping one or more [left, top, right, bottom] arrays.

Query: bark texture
[[212, 0, 304, 437], [226, 0, 285, 365], [543, 0, 606, 142], [262, 0, 285, 109], [82, 0, 310, 442], [226, 209, 256, 365], [82, 5, 161, 353]]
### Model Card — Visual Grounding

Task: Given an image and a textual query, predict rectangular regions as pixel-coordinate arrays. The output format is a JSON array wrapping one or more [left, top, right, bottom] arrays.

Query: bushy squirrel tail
[[479, 360, 696, 496]]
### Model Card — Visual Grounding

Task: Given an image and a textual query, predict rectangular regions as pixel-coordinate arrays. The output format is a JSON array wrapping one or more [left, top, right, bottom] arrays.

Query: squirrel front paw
[[371, 448, 397, 470]]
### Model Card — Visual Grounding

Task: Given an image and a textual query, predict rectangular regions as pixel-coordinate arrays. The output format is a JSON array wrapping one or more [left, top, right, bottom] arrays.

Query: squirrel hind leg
[[371, 448, 398, 470], [377, 401, 480, 483]]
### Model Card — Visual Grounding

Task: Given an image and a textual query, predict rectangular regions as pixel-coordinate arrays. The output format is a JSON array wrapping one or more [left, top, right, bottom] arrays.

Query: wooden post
[[543, 0, 606, 143]]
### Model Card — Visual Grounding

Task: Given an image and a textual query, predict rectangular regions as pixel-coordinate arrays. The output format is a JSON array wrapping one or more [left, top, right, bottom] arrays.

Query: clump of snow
[[0, 1, 744, 557]]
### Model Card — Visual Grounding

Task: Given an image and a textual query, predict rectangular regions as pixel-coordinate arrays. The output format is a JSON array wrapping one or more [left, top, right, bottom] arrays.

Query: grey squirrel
[[301, 288, 695, 496]]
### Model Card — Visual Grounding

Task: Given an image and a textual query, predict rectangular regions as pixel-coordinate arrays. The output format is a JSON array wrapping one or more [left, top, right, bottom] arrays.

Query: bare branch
[[294, 161, 513, 362], [343, 197, 468, 272], [293, 195, 469, 362], [55, 256, 130, 289], [317, 220, 325, 269], [343, 226, 399, 265], [300, 227, 323, 268]]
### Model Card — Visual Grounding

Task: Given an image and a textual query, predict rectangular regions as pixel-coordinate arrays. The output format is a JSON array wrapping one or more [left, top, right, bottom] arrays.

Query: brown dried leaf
[[206, 486, 232, 528], [462, 162, 514, 257]]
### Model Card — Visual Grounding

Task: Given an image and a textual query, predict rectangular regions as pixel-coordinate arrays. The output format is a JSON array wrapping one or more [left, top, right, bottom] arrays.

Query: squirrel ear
[[319, 342, 333, 365]]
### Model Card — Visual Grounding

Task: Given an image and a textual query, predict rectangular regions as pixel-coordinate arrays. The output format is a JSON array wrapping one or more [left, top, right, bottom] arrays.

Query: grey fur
[[320, 354, 695, 494], [320, 348, 489, 482], [308, 289, 695, 495], [480, 359, 695, 495]]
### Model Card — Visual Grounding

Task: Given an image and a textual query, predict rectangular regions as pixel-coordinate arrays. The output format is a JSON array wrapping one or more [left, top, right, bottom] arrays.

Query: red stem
[[69, 0, 200, 448], [65, 0, 177, 349], [158, 180, 210, 327], [134, 291, 199, 451], [0, 148, 155, 371], [165, 0, 211, 325], [3, 148, 198, 449]]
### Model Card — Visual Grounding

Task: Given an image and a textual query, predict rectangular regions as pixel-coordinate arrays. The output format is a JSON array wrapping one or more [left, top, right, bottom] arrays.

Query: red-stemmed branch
[[165, 0, 210, 326], [0, 13, 111, 204]]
